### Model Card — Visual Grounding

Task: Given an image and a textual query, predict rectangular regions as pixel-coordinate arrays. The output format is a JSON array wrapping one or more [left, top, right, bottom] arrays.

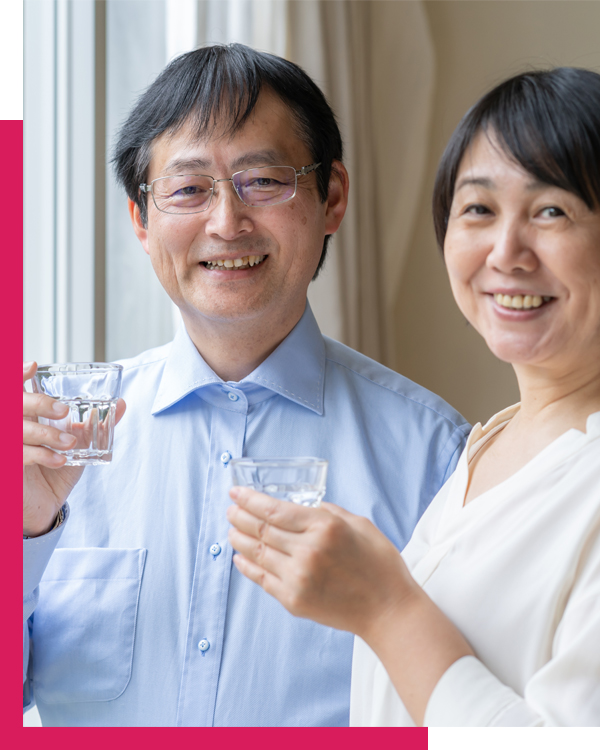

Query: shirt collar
[[152, 302, 325, 416]]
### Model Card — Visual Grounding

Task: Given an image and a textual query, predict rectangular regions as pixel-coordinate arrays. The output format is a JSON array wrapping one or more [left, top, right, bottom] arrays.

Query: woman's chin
[[481, 332, 553, 367]]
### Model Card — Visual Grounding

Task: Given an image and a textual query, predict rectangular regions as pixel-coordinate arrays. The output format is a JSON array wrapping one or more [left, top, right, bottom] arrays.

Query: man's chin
[[178, 297, 276, 327]]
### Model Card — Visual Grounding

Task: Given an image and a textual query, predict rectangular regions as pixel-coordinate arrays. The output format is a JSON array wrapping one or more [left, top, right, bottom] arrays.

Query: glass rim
[[229, 457, 328, 468], [36, 362, 123, 374]]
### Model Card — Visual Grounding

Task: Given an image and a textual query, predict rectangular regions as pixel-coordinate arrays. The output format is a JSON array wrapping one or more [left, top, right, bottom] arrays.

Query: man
[[23, 44, 469, 727]]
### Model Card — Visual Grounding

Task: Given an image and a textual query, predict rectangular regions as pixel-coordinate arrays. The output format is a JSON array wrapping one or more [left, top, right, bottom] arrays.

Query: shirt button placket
[[178, 389, 248, 726]]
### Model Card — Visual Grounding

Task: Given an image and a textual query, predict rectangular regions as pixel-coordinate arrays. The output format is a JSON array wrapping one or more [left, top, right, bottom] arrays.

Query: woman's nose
[[485, 220, 539, 274]]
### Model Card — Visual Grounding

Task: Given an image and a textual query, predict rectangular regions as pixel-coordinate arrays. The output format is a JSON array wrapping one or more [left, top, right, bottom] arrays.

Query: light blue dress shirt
[[23, 303, 470, 727]]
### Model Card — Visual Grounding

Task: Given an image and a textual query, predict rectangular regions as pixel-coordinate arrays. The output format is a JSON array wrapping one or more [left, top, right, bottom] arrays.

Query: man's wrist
[[23, 506, 65, 539]]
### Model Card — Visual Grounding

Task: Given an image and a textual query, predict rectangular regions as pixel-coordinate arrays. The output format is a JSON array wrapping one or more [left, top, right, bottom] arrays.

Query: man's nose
[[204, 180, 253, 240], [485, 219, 539, 274]]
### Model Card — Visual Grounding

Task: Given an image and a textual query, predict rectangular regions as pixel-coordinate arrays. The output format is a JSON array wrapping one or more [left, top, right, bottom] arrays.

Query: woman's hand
[[227, 486, 475, 725], [227, 487, 418, 640]]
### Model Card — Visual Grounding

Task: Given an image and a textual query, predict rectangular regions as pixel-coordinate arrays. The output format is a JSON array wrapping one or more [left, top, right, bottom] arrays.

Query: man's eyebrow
[[162, 150, 287, 176], [163, 157, 211, 174], [230, 150, 286, 170]]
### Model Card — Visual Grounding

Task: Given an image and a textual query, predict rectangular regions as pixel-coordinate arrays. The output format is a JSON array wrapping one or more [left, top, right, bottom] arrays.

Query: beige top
[[350, 404, 600, 726]]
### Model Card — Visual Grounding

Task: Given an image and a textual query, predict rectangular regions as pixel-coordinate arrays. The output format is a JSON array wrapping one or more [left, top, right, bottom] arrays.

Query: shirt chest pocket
[[32, 547, 147, 704]]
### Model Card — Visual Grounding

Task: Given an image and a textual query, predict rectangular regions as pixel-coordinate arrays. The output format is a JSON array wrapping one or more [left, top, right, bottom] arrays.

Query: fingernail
[[52, 401, 68, 415], [230, 486, 240, 499], [59, 432, 74, 445], [23, 361, 34, 371]]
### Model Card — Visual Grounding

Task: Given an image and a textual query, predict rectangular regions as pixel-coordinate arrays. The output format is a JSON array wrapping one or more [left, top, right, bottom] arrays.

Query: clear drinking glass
[[32, 363, 123, 466], [229, 457, 328, 507]]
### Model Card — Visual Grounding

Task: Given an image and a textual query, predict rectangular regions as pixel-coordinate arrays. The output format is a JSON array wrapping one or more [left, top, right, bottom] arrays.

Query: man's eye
[[174, 185, 206, 196], [539, 206, 565, 218], [249, 177, 279, 188]]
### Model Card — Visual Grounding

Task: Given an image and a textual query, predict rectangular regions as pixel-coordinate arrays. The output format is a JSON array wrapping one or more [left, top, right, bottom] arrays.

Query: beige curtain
[[181, 0, 435, 366], [288, 0, 435, 366]]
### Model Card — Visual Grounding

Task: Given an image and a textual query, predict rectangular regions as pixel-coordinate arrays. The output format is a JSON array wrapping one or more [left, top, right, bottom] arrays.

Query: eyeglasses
[[139, 163, 321, 215]]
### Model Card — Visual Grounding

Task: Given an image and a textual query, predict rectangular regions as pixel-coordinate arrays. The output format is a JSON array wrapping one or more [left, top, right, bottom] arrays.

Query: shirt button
[[220, 451, 232, 465], [228, 392, 239, 402], [210, 543, 222, 557], [198, 639, 210, 652]]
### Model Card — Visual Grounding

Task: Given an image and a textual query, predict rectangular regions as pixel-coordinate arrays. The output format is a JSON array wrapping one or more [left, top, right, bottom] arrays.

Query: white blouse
[[350, 405, 600, 726]]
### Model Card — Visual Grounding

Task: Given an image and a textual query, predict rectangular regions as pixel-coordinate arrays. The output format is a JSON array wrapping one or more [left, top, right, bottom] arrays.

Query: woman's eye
[[464, 204, 491, 216], [539, 206, 565, 218]]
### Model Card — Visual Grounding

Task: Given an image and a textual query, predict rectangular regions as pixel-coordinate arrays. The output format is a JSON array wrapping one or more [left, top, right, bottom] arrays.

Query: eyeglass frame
[[139, 162, 322, 215]]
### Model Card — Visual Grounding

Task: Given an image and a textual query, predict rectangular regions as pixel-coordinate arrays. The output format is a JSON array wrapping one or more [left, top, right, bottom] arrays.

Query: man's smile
[[201, 254, 267, 271]]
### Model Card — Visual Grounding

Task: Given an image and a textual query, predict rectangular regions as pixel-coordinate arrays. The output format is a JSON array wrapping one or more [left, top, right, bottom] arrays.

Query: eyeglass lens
[[152, 166, 297, 213]]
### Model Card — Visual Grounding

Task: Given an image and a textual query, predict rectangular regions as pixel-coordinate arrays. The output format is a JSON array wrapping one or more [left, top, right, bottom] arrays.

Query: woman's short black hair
[[432, 67, 600, 251], [113, 43, 343, 276]]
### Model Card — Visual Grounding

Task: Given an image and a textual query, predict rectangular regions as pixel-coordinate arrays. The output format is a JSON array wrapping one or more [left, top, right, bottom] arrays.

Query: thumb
[[115, 398, 127, 426]]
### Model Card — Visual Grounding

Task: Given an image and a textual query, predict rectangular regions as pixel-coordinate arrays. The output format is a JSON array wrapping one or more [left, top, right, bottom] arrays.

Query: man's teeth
[[494, 293, 552, 310], [204, 255, 266, 270]]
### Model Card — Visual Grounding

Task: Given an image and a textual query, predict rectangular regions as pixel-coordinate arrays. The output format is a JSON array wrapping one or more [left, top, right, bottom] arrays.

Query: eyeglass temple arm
[[139, 184, 150, 193], [297, 162, 321, 176]]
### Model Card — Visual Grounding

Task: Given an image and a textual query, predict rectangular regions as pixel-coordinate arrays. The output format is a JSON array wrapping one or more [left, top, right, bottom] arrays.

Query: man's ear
[[128, 199, 150, 256], [324, 160, 349, 236]]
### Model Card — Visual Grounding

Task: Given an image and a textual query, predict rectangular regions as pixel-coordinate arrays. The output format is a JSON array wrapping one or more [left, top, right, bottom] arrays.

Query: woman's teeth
[[204, 255, 266, 270], [494, 293, 553, 310]]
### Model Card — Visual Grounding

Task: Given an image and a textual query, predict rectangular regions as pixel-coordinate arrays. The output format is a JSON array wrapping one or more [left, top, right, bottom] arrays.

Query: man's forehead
[[148, 93, 308, 177]]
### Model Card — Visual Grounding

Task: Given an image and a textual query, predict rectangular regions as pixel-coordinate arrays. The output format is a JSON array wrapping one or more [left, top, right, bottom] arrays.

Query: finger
[[23, 361, 37, 387], [229, 486, 316, 532], [24, 444, 68, 468], [232, 553, 286, 601], [228, 527, 291, 576], [115, 398, 126, 425], [23, 420, 76, 450], [319, 501, 377, 536], [319, 501, 360, 522], [23, 392, 69, 420], [227, 503, 296, 554]]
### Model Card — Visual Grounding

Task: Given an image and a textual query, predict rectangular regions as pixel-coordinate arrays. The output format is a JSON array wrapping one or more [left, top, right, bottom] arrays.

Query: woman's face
[[444, 130, 600, 374]]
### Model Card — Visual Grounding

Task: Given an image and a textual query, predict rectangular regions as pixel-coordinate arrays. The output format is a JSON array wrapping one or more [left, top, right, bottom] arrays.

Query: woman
[[226, 68, 600, 727]]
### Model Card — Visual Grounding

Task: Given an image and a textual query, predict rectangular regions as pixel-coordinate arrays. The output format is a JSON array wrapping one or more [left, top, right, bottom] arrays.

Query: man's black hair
[[113, 43, 343, 278], [432, 67, 600, 251]]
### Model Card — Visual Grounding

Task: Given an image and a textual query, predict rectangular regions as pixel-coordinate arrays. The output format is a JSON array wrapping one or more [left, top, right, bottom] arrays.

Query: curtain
[[287, 0, 435, 365]]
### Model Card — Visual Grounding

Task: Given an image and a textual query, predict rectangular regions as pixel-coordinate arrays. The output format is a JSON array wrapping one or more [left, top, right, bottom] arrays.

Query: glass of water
[[32, 363, 123, 466], [229, 457, 328, 507]]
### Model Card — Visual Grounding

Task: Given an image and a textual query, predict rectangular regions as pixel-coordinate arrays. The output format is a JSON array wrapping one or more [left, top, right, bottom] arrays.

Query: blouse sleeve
[[424, 532, 600, 727]]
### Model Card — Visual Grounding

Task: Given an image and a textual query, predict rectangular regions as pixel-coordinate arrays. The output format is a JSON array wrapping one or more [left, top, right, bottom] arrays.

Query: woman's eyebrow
[[455, 176, 494, 192], [455, 176, 550, 192]]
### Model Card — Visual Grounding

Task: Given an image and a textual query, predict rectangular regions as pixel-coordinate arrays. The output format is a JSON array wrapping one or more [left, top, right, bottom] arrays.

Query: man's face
[[130, 91, 347, 331]]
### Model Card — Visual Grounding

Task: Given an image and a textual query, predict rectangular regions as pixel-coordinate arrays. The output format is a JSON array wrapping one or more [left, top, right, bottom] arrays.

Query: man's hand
[[23, 362, 126, 537]]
